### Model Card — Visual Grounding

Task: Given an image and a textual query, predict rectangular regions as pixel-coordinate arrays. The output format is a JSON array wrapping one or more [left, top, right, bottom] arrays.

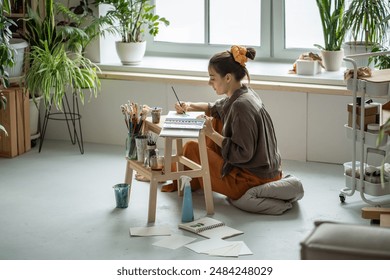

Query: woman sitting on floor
[[164, 45, 282, 200]]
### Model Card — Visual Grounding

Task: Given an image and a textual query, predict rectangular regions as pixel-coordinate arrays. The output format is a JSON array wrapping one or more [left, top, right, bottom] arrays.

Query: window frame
[[272, 0, 321, 61], [146, 0, 271, 60]]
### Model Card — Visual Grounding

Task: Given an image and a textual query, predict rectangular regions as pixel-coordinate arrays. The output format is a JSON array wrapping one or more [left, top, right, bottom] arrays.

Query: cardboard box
[[348, 114, 378, 130], [382, 101, 390, 125], [347, 102, 381, 116], [0, 86, 31, 157], [347, 102, 381, 131]]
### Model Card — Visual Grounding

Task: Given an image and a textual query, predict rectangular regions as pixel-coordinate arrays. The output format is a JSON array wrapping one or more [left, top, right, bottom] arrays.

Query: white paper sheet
[[206, 241, 253, 257], [152, 234, 197, 250], [185, 238, 231, 253], [129, 226, 171, 237], [185, 238, 253, 257]]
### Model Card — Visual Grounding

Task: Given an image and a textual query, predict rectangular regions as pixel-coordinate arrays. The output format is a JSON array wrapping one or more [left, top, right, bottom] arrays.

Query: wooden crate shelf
[[0, 86, 31, 157]]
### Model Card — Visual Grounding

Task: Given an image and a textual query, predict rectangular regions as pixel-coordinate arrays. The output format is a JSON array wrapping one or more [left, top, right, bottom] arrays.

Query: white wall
[[41, 79, 352, 164]]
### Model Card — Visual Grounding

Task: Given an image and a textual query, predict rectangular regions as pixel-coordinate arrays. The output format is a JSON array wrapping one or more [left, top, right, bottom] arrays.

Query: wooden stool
[[362, 207, 390, 228], [124, 117, 214, 223]]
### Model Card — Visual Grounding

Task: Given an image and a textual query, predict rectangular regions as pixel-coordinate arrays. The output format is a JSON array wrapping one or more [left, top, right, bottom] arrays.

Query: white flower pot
[[115, 41, 146, 65], [321, 49, 344, 71], [343, 42, 374, 68], [6, 38, 29, 77], [29, 95, 42, 139]]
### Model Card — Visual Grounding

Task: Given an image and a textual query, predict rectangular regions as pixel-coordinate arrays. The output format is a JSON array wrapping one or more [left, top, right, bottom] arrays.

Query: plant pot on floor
[[29, 95, 42, 143], [321, 49, 344, 71], [115, 41, 146, 65], [5, 38, 29, 77]]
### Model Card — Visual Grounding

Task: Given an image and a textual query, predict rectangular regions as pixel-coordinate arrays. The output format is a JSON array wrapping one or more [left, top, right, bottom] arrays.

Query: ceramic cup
[[151, 107, 162, 124]]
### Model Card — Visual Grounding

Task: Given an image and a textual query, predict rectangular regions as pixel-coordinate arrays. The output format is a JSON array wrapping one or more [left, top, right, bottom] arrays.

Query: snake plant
[[315, 0, 346, 51]]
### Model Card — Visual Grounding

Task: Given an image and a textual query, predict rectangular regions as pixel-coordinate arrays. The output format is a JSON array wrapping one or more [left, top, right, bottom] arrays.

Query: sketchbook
[[162, 111, 205, 130], [159, 128, 201, 138], [179, 217, 243, 239]]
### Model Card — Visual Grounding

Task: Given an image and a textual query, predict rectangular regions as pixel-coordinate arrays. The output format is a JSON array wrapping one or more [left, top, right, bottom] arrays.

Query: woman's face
[[208, 66, 228, 95]]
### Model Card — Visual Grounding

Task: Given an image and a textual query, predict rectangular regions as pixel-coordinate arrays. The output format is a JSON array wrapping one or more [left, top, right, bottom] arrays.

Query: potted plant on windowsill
[[343, 0, 390, 67], [95, 0, 169, 65], [315, 0, 346, 71]]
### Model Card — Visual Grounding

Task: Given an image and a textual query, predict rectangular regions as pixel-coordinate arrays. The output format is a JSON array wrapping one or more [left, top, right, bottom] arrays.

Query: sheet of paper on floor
[[152, 234, 197, 250], [185, 238, 252, 257], [129, 225, 171, 237], [205, 241, 252, 257], [205, 242, 242, 257]]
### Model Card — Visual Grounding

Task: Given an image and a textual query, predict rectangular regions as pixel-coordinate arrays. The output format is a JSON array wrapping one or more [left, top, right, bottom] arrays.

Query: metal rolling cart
[[341, 51, 390, 206]]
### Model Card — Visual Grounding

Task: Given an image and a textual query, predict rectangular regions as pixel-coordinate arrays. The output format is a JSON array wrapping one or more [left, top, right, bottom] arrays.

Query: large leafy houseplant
[[315, 0, 346, 51], [315, 0, 346, 71], [0, 0, 15, 88], [95, 0, 169, 43], [56, 0, 107, 54], [344, 0, 390, 47], [23, 0, 101, 110], [0, 0, 15, 135], [26, 41, 100, 110], [22, 0, 88, 58]]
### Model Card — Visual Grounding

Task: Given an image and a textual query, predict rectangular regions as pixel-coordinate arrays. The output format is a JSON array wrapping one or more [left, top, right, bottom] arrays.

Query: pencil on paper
[[171, 86, 186, 114]]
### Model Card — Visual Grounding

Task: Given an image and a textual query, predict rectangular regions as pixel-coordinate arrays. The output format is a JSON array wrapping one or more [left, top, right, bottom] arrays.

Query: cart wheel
[[339, 193, 346, 203]]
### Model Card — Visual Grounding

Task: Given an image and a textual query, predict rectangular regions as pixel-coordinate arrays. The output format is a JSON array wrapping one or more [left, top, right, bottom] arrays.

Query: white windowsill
[[97, 56, 350, 95]]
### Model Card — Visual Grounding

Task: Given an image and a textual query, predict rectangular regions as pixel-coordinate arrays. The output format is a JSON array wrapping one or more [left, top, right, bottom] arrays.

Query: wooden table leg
[[148, 177, 159, 223], [380, 214, 390, 228], [124, 160, 133, 185], [176, 138, 184, 197], [198, 131, 214, 215]]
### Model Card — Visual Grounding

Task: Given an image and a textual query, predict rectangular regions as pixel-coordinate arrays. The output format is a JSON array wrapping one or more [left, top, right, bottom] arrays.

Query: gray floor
[[0, 140, 387, 260]]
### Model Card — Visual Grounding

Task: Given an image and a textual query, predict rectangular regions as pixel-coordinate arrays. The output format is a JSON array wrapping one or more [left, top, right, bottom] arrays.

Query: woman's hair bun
[[246, 47, 256, 60]]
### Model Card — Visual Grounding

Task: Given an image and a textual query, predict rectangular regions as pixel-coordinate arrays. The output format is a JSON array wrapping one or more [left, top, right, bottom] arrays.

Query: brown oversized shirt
[[209, 85, 282, 179]]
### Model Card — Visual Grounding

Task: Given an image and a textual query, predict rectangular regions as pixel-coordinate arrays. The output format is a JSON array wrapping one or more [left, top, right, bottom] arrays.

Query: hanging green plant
[[26, 42, 100, 110]]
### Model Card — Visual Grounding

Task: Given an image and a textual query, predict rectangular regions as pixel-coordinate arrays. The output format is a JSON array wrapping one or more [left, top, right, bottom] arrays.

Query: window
[[154, 0, 205, 44], [149, 0, 269, 59], [155, 0, 261, 46], [209, 0, 261, 46], [100, 0, 325, 62], [284, 0, 323, 49], [273, 0, 324, 59]]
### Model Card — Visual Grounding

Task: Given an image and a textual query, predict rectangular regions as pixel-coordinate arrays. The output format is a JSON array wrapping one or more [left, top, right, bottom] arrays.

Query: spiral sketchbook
[[160, 111, 206, 138], [163, 111, 205, 129], [179, 217, 243, 239]]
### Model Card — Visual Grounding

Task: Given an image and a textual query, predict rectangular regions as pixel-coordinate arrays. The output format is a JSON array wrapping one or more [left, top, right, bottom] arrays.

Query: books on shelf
[[179, 217, 243, 239], [159, 111, 205, 138]]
